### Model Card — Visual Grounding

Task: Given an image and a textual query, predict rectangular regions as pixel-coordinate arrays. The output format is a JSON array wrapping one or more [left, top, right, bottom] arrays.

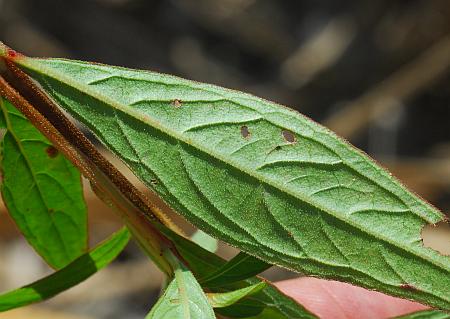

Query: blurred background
[[0, 0, 449, 318]]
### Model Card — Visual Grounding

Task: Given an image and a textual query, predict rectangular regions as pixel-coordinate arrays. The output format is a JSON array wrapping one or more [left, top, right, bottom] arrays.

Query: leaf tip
[[0, 42, 24, 61], [0, 42, 6, 57]]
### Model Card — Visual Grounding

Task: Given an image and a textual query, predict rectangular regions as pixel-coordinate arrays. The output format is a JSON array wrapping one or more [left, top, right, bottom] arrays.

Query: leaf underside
[[0, 97, 87, 269], [160, 218, 321, 318], [13, 56, 450, 309]]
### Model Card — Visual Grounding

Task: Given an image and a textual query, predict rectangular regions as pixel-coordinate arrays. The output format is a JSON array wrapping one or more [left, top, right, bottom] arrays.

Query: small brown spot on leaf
[[287, 231, 293, 237], [400, 284, 417, 291], [7, 49, 21, 59], [48, 208, 55, 214], [46, 146, 58, 158], [241, 125, 250, 138], [172, 99, 182, 108], [282, 130, 296, 143]]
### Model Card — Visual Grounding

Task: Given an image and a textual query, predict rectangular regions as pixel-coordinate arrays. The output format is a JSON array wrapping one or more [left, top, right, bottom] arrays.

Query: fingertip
[[275, 277, 428, 319]]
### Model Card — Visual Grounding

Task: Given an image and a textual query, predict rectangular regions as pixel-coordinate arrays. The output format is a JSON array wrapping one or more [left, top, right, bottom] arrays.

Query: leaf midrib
[[174, 268, 191, 319], [20, 59, 449, 275]]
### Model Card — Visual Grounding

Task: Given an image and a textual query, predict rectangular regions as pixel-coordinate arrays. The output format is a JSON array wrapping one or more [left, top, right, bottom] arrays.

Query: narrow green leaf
[[244, 307, 300, 319], [201, 252, 271, 287], [146, 261, 215, 319], [159, 225, 318, 319], [392, 310, 450, 319], [0, 42, 5, 56], [0, 227, 130, 312], [207, 282, 266, 308], [13, 56, 450, 309], [191, 229, 218, 253], [0, 97, 87, 268], [206, 282, 266, 308], [215, 276, 318, 319]]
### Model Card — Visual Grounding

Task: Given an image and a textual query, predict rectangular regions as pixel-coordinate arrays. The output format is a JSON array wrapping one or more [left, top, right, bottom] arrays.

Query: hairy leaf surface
[[0, 228, 130, 311], [10, 55, 450, 309], [0, 97, 87, 268]]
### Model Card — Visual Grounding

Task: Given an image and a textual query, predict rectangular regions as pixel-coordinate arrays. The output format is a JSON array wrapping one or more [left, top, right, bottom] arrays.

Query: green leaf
[[0, 42, 5, 56], [392, 310, 450, 319], [191, 229, 218, 253], [215, 276, 318, 319], [159, 225, 318, 319], [201, 252, 271, 287], [12, 56, 450, 309], [0, 107, 6, 128], [244, 307, 312, 319], [207, 282, 266, 308], [146, 261, 215, 319], [0, 227, 130, 312], [0, 97, 87, 269]]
